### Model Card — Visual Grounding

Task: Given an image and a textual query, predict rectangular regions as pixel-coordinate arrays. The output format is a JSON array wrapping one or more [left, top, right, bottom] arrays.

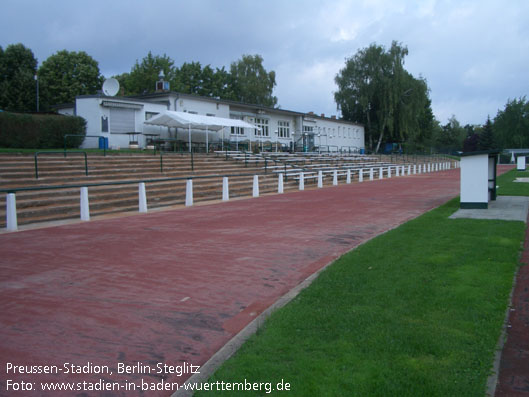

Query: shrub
[[0, 111, 86, 149]]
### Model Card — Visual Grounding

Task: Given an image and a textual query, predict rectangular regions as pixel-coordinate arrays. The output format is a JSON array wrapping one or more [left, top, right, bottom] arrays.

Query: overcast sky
[[1, 0, 528, 125]]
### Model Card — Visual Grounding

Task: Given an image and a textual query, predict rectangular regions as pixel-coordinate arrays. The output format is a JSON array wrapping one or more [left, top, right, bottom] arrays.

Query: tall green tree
[[115, 51, 176, 96], [38, 50, 103, 110], [174, 61, 204, 95], [435, 115, 466, 152], [228, 54, 277, 107], [493, 97, 529, 149], [335, 41, 434, 153], [478, 116, 495, 150], [0, 43, 38, 112]]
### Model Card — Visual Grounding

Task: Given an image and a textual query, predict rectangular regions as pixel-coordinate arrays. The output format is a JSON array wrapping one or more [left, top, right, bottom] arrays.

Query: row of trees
[[429, 98, 529, 154], [2, 42, 526, 153], [334, 41, 434, 153], [115, 52, 277, 106], [334, 41, 528, 153], [0, 43, 278, 112]]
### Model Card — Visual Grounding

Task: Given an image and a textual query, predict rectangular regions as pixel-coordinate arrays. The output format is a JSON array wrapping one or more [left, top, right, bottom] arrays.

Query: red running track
[[0, 169, 462, 395]]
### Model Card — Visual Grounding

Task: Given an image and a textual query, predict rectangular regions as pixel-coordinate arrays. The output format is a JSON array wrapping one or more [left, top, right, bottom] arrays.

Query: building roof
[[130, 91, 363, 126], [61, 91, 364, 127]]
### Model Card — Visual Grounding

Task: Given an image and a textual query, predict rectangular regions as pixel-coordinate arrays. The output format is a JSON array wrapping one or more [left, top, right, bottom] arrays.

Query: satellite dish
[[102, 78, 120, 96]]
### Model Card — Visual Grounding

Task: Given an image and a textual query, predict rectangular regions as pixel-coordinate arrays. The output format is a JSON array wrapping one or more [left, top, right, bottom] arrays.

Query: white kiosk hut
[[517, 154, 526, 170], [460, 150, 499, 209]]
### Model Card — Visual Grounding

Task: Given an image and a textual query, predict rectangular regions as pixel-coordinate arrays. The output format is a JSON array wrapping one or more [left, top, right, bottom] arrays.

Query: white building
[[58, 91, 365, 152]]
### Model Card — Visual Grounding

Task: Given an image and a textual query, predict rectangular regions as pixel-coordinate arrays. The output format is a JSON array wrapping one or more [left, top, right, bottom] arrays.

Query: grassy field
[[195, 192, 525, 396], [497, 168, 529, 196]]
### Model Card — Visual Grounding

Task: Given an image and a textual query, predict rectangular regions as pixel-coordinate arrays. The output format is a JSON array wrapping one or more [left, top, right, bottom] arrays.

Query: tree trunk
[[374, 118, 386, 153], [375, 129, 384, 153], [366, 111, 373, 151]]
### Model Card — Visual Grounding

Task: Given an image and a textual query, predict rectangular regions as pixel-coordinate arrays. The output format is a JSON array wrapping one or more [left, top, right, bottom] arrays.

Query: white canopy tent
[[144, 110, 260, 152]]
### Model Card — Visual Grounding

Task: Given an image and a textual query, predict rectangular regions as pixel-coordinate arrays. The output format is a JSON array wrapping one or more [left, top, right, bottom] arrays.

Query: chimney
[[321, 113, 325, 118]]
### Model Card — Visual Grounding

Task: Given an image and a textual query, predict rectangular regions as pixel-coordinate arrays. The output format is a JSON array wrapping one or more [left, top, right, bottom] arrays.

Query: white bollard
[[138, 182, 147, 213], [369, 168, 374, 180], [299, 172, 304, 191], [379, 167, 383, 179], [222, 177, 229, 201], [413, 164, 417, 174], [6, 193, 18, 231], [407, 165, 411, 175], [278, 173, 284, 194], [388, 167, 392, 178], [253, 175, 260, 197], [318, 170, 323, 188], [428, 163, 431, 173], [395, 166, 400, 177], [185, 179, 193, 206], [346, 169, 351, 184], [359, 169, 363, 182], [333, 169, 338, 185], [80, 187, 90, 221]]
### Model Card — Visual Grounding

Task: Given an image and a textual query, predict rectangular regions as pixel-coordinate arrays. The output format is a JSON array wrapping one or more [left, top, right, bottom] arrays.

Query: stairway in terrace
[[0, 152, 299, 227]]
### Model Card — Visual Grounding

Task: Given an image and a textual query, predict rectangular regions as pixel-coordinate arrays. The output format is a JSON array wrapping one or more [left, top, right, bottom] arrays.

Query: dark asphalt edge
[[486, 268, 519, 396], [489, 207, 529, 396]]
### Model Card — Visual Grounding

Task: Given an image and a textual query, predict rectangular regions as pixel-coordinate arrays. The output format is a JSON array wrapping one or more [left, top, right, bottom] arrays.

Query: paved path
[[495, 209, 529, 396], [0, 169, 461, 395]]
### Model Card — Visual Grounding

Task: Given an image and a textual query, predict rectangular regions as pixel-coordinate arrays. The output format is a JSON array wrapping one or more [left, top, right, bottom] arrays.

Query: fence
[[2, 160, 459, 232]]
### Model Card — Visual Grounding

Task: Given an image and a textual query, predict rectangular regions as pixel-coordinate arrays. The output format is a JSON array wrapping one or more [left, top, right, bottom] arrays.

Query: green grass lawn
[[195, 197, 525, 396], [497, 168, 529, 196]]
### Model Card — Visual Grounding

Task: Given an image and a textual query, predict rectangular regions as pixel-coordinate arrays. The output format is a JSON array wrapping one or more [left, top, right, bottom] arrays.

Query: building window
[[145, 111, 158, 120], [303, 125, 313, 135], [278, 121, 290, 138], [231, 116, 245, 135], [254, 118, 269, 137]]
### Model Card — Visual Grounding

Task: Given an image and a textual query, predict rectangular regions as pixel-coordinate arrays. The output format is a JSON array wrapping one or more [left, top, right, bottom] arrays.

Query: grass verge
[[497, 168, 529, 196], [196, 198, 525, 396]]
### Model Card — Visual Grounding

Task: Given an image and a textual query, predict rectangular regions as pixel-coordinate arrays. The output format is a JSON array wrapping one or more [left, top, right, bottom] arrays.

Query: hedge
[[0, 111, 86, 149]]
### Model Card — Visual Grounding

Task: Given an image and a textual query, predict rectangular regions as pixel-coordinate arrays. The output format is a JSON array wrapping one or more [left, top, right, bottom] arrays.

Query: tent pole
[[188, 124, 191, 153], [206, 126, 209, 154]]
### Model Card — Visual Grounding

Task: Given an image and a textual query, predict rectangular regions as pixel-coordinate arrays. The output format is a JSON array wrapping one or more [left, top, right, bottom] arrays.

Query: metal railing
[[34, 151, 88, 179], [3, 158, 458, 231]]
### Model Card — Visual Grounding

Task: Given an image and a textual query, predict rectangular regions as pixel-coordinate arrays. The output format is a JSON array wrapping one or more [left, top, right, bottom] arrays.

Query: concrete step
[[1, 152, 443, 228], [0, 173, 295, 227]]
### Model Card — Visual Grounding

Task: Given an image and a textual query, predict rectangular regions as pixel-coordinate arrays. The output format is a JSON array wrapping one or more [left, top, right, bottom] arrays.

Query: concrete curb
[[171, 254, 338, 397], [485, 268, 519, 396]]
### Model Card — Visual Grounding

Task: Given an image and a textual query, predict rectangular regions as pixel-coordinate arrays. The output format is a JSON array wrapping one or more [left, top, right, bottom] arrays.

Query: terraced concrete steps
[[0, 153, 298, 227]]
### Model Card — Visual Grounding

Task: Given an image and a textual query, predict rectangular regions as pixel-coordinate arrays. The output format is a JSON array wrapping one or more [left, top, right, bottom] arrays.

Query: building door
[[110, 108, 135, 133]]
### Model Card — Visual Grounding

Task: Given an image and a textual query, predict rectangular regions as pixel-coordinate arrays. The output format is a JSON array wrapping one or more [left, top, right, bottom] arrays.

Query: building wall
[[460, 154, 489, 205], [72, 97, 169, 149], [175, 97, 230, 118], [65, 93, 365, 151]]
